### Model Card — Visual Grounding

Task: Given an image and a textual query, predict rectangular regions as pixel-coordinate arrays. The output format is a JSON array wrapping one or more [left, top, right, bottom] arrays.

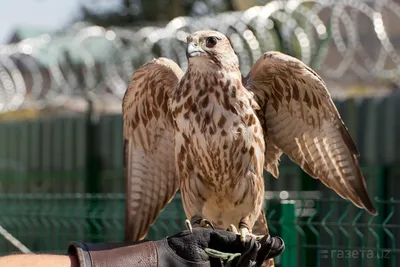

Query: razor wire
[[0, 0, 400, 113]]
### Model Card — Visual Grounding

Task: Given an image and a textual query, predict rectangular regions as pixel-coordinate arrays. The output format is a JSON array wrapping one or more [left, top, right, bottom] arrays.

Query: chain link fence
[[0, 189, 398, 267]]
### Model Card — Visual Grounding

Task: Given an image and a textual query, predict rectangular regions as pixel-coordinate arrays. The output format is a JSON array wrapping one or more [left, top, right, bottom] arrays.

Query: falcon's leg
[[239, 218, 252, 243], [239, 218, 264, 243]]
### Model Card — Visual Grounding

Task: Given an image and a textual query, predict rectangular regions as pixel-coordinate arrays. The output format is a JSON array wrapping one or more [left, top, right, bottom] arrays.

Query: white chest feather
[[171, 70, 265, 183]]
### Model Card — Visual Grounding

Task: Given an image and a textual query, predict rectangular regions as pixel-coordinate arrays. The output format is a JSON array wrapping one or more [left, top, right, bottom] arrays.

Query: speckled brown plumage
[[122, 31, 377, 267], [122, 58, 183, 241], [244, 51, 376, 214]]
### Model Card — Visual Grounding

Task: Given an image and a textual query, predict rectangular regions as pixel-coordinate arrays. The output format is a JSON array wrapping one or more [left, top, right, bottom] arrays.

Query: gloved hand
[[67, 227, 284, 267]]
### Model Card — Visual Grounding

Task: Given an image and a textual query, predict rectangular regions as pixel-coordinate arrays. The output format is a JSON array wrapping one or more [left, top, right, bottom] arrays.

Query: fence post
[[376, 166, 388, 267], [281, 200, 297, 267], [85, 100, 102, 242]]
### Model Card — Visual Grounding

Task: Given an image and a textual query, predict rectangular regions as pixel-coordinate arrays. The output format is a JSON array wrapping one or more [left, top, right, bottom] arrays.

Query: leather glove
[[68, 228, 284, 267]]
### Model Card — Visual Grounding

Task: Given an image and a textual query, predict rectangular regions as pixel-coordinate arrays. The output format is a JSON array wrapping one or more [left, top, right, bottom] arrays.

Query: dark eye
[[206, 37, 217, 48]]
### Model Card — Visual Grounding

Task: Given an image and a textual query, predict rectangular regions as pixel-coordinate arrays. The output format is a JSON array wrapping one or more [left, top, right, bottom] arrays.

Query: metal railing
[[0, 191, 398, 267]]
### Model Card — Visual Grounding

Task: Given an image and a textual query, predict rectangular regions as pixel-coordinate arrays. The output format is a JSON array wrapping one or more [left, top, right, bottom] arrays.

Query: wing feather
[[123, 58, 184, 241], [254, 102, 282, 178], [244, 51, 377, 215]]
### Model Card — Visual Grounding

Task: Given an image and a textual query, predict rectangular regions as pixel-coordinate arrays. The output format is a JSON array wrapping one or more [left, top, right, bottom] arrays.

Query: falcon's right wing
[[244, 51, 377, 215], [123, 58, 184, 241]]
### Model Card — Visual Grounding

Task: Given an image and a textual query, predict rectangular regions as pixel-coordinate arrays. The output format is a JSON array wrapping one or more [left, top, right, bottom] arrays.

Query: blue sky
[[0, 0, 119, 43]]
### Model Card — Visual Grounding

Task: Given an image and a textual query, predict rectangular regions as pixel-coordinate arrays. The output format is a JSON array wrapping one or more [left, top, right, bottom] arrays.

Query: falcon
[[122, 30, 377, 261]]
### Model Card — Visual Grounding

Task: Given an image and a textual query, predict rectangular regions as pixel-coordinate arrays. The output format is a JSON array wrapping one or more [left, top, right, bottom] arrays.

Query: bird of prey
[[122, 29, 377, 255]]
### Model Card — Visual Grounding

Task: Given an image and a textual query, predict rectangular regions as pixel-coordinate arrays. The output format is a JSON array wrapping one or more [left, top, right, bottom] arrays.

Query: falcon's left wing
[[123, 58, 184, 241], [244, 51, 377, 215]]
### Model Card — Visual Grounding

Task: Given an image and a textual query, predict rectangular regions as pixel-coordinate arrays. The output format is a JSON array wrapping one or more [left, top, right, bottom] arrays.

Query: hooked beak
[[186, 42, 205, 59]]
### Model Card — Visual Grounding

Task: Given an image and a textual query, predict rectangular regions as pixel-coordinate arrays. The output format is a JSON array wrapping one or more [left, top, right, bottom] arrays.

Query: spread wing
[[244, 51, 377, 215], [122, 58, 184, 241]]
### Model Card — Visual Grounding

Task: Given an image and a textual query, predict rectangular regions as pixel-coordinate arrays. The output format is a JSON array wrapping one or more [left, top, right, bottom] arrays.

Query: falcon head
[[186, 30, 239, 70]]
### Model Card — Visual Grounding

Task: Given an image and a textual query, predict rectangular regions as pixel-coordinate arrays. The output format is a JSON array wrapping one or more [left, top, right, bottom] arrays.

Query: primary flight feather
[[122, 31, 377, 260]]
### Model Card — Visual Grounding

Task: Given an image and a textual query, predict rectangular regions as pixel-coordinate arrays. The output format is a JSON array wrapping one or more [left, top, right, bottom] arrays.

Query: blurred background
[[0, 0, 399, 266]]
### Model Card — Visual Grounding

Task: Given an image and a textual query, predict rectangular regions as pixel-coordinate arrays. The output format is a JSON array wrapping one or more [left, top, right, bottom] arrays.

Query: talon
[[239, 226, 264, 242], [227, 224, 239, 234], [185, 219, 193, 233], [190, 216, 215, 229], [252, 234, 265, 241]]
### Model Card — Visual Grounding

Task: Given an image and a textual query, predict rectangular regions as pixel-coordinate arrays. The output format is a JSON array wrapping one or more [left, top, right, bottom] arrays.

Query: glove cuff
[[68, 240, 157, 267], [67, 239, 211, 267], [68, 242, 91, 267]]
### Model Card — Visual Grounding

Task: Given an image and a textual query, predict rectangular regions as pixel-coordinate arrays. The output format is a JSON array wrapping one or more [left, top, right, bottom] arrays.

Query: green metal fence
[[0, 191, 398, 267], [0, 96, 399, 266]]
